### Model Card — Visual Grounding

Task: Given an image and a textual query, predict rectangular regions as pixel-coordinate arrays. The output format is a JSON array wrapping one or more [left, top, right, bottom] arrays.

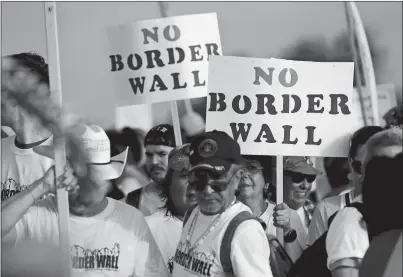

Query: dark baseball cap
[[144, 124, 176, 148], [189, 130, 243, 174]]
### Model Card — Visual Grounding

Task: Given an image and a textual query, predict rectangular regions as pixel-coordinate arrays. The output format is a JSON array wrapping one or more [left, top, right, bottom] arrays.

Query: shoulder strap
[[327, 194, 356, 227], [345, 192, 351, 205], [220, 211, 266, 273], [183, 204, 198, 227]]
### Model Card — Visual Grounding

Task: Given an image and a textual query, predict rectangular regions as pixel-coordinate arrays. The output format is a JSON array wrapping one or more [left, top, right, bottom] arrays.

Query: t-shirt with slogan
[[1, 135, 54, 200], [14, 197, 169, 277], [171, 202, 273, 277], [146, 209, 183, 274]]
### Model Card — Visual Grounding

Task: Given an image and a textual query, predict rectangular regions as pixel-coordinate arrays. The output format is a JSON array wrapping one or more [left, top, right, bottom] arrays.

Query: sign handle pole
[[345, 2, 368, 126], [44, 3, 71, 277], [157, 1, 182, 146], [347, 2, 380, 126], [170, 101, 183, 146], [276, 155, 284, 245]]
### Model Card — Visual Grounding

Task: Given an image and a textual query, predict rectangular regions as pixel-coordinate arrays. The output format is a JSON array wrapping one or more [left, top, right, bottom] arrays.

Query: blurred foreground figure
[[326, 127, 402, 277], [2, 241, 65, 277], [1, 52, 54, 201], [360, 153, 403, 277]]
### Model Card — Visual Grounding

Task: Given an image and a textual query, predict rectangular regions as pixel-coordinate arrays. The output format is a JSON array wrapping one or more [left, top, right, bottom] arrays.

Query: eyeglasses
[[284, 171, 316, 183], [243, 161, 263, 175], [351, 160, 362, 174]]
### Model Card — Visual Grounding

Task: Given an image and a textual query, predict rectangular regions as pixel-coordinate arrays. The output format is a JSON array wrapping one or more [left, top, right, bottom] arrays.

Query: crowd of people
[[1, 53, 402, 277]]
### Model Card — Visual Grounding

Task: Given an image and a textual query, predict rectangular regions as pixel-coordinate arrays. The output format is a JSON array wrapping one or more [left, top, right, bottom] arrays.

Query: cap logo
[[304, 156, 313, 165], [198, 139, 218, 158]]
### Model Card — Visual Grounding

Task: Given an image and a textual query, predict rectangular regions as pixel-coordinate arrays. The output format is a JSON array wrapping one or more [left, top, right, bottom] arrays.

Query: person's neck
[[70, 198, 109, 217], [353, 184, 362, 198], [14, 120, 51, 145], [243, 197, 268, 217]]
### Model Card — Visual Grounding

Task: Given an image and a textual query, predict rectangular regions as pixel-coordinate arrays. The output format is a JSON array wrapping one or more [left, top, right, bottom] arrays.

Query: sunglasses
[[351, 160, 362, 174], [189, 169, 239, 192], [285, 171, 316, 183]]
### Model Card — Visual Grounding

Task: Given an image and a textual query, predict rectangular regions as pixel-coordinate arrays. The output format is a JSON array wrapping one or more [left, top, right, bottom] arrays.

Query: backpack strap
[[327, 194, 355, 227], [220, 211, 266, 273], [183, 204, 198, 227], [345, 192, 351, 205]]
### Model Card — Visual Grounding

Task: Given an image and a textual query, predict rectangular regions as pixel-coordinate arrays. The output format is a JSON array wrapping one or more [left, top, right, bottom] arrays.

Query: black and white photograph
[[1, 1, 402, 277]]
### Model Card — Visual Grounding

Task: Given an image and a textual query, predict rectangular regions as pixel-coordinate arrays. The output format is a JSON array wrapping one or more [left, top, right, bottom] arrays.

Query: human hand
[[273, 203, 293, 233], [41, 164, 79, 196]]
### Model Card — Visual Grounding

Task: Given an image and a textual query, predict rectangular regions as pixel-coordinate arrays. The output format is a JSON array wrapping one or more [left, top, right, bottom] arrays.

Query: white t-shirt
[[139, 183, 165, 217], [308, 190, 354, 245], [326, 195, 368, 271], [15, 197, 168, 277], [146, 210, 183, 274], [1, 135, 54, 201], [259, 201, 276, 236], [171, 202, 273, 277]]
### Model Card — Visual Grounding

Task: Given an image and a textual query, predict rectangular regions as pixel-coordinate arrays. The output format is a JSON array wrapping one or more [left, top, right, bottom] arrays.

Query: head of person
[[36, 124, 128, 215], [282, 156, 321, 210], [188, 130, 244, 215], [362, 153, 403, 237], [323, 157, 351, 190], [236, 155, 272, 202], [347, 126, 384, 187], [160, 144, 197, 219], [1, 52, 50, 130], [144, 124, 176, 185], [362, 126, 403, 175]]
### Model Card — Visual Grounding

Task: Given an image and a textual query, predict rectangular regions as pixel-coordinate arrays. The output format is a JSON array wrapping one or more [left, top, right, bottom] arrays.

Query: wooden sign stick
[[44, 2, 71, 276], [276, 155, 284, 245], [158, 1, 182, 146]]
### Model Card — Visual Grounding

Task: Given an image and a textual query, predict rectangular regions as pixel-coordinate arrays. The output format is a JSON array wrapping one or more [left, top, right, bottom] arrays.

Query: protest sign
[[107, 13, 222, 106], [205, 56, 356, 157], [352, 84, 397, 126]]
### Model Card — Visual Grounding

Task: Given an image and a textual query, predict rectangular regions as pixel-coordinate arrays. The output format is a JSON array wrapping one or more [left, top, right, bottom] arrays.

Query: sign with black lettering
[[206, 56, 356, 157], [107, 13, 222, 105]]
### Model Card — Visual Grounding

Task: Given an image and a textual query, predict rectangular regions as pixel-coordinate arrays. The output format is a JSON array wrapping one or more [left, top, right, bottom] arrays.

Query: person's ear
[[347, 172, 354, 181]]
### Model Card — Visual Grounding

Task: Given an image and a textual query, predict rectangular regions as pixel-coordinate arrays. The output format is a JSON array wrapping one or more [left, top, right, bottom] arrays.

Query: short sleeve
[[133, 213, 169, 277], [326, 207, 369, 271], [307, 201, 328, 245], [230, 220, 273, 277]]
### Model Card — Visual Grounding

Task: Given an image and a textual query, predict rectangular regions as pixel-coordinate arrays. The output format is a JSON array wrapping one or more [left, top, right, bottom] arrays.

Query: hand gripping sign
[[106, 13, 222, 106], [205, 56, 356, 158]]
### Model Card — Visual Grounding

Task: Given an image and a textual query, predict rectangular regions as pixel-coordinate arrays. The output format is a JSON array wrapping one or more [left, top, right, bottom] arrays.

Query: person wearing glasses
[[307, 126, 383, 245], [171, 130, 273, 277]]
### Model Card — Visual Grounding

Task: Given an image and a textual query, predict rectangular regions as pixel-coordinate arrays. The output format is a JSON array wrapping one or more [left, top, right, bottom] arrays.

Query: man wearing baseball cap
[[127, 124, 179, 216], [171, 130, 273, 277], [2, 124, 168, 277], [269, 156, 321, 262]]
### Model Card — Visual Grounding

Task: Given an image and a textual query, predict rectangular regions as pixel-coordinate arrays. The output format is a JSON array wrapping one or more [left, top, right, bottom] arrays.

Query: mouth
[[293, 191, 307, 198], [150, 168, 164, 174], [238, 181, 254, 189]]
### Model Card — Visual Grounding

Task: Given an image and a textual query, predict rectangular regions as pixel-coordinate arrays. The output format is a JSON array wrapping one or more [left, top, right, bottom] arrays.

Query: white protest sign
[[107, 13, 222, 105], [352, 84, 397, 127], [206, 56, 356, 157]]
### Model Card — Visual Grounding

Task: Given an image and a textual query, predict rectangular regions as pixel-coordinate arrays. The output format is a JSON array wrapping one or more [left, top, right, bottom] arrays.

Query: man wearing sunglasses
[[171, 130, 273, 277], [308, 126, 384, 246]]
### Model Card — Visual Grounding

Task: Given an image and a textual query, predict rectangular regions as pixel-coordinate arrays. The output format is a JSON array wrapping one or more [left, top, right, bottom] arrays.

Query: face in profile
[[145, 144, 174, 184], [168, 168, 197, 216], [236, 160, 266, 201], [190, 165, 242, 215]]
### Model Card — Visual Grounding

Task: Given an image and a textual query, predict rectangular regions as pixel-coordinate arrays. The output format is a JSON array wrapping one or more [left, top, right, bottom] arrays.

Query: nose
[[202, 183, 215, 194], [150, 155, 159, 165], [299, 180, 311, 190]]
